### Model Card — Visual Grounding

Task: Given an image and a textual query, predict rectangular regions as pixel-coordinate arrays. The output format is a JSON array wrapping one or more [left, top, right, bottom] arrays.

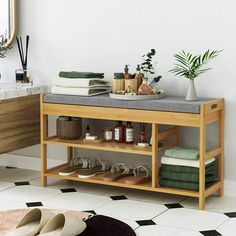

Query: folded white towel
[[52, 77, 110, 88], [51, 86, 110, 96], [161, 156, 215, 168]]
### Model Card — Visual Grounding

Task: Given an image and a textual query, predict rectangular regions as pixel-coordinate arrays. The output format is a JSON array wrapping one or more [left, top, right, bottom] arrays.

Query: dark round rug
[[81, 214, 136, 236]]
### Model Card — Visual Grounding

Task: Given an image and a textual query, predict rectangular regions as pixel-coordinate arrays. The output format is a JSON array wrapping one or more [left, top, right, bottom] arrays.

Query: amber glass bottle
[[114, 121, 125, 143], [134, 65, 143, 91], [138, 77, 152, 95], [125, 121, 134, 144]]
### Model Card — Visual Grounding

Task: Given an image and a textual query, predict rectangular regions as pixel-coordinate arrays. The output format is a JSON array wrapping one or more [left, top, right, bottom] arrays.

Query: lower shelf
[[43, 163, 222, 198]]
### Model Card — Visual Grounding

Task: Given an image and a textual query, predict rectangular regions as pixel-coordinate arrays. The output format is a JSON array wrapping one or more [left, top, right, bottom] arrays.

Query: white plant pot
[[185, 79, 198, 101]]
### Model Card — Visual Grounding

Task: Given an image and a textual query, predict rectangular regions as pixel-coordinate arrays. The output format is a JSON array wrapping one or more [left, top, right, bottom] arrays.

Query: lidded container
[[112, 73, 124, 94], [57, 116, 82, 140]]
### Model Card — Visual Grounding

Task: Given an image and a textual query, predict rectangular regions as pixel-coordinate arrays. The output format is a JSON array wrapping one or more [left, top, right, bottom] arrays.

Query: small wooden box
[[57, 119, 82, 140]]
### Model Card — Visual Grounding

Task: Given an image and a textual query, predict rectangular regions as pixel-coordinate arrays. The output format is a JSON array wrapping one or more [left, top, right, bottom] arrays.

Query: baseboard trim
[[0, 153, 63, 171], [1, 154, 236, 196]]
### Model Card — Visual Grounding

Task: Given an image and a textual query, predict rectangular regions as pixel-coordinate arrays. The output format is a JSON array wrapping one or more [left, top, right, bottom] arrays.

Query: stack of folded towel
[[52, 71, 111, 96], [160, 147, 217, 191]]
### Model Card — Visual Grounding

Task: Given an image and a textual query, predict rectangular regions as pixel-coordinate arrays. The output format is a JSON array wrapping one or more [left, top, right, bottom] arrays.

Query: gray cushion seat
[[43, 94, 214, 114]]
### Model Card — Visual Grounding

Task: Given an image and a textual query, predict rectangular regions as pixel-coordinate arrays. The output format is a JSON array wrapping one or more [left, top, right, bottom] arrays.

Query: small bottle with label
[[114, 121, 125, 143], [104, 127, 113, 142], [125, 121, 134, 144], [85, 125, 91, 138]]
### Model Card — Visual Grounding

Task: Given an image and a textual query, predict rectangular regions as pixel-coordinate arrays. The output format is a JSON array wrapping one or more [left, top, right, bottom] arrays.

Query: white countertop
[[0, 83, 49, 100]]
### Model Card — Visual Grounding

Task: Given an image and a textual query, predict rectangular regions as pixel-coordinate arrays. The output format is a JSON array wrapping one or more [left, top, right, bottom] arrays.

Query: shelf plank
[[205, 147, 222, 161], [44, 129, 175, 156], [204, 181, 223, 198], [44, 164, 199, 198], [44, 136, 153, 155]]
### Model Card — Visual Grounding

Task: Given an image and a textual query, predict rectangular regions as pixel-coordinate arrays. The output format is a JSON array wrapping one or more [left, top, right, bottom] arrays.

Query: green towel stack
[[160, 147, 218, 191], [59, 71, 104, 79], [164, 147, 199, 160]]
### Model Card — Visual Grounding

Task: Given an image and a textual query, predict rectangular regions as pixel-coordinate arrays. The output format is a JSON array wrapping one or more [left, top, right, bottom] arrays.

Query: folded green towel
[[160, 169, 217, 183], [160, 161, 216, 174], [165, 147, 199, 160], [59, 71, 104, 79], [160, 179, 216, 191]]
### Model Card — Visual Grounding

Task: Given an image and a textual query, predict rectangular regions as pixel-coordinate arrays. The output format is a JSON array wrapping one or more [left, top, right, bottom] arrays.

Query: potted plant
[[139, 49, 162, 95], [0, 34, 11, 80], [0, 34, 9, 58], [169, 50, 221, 101]]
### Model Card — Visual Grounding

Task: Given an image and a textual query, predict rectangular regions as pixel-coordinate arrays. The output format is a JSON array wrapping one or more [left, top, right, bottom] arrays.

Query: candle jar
[[15, 68, 32, 84]]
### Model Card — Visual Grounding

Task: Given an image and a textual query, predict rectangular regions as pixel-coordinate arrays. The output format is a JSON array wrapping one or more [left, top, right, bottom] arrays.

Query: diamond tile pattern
[[199, 230, 222, 236], [14, 181, 30, 186], [136, 220, 156, 226], [26, 202, 43, 207], [224, 212, 236, 218], [164, 203, 183, 209], [0, 167, 234, 236], [110, 195, 128, 200], [60, 188, 77, 193]]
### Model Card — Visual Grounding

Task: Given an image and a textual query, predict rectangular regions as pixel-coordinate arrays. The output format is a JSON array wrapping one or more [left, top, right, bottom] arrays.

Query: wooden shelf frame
[[40, 94, 224, 210]]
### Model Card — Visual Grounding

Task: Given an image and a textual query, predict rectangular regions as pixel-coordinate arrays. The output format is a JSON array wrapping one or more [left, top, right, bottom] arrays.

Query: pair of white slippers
[[6, 208, 86, 236]]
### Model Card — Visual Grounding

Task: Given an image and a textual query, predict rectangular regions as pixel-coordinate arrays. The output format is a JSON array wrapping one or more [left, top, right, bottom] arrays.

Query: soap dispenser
[[124, 65, 130, 80], [124, 65, 137, 93]]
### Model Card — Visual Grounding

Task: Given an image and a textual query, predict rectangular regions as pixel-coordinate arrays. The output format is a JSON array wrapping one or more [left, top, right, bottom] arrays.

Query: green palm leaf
[[169, 49, 222, 80]]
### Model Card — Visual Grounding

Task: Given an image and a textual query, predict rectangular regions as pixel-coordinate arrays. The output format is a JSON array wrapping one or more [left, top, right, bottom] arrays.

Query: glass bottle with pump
[[124, 65, 130, 80]]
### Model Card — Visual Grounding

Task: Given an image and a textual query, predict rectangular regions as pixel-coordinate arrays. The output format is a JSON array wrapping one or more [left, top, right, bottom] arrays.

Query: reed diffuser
[[16, 35, 31, 83], [140, 123, 147, 143]]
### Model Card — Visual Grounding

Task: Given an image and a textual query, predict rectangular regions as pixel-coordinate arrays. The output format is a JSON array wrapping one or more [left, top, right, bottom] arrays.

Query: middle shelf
[[43, 127, 178, 156], [44, 136, 152, 155]]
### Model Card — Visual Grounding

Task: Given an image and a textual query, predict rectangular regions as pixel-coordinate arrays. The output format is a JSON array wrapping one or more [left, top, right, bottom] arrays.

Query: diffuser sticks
[[16, 35, 31, 83], [16, 35, 29, 69]]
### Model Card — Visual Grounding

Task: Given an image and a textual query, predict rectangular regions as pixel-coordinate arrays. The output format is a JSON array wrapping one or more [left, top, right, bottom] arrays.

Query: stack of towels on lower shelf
[[52, 71, 111, 96], [160, 147, 217, 191]]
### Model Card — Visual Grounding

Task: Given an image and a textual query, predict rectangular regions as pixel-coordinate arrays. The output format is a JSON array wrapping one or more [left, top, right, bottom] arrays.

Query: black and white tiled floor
[[0, 166, 235, 236]]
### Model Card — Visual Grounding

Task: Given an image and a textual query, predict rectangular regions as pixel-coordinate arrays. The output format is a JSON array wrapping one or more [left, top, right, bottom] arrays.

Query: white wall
[[0, 0, 236, 181]]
